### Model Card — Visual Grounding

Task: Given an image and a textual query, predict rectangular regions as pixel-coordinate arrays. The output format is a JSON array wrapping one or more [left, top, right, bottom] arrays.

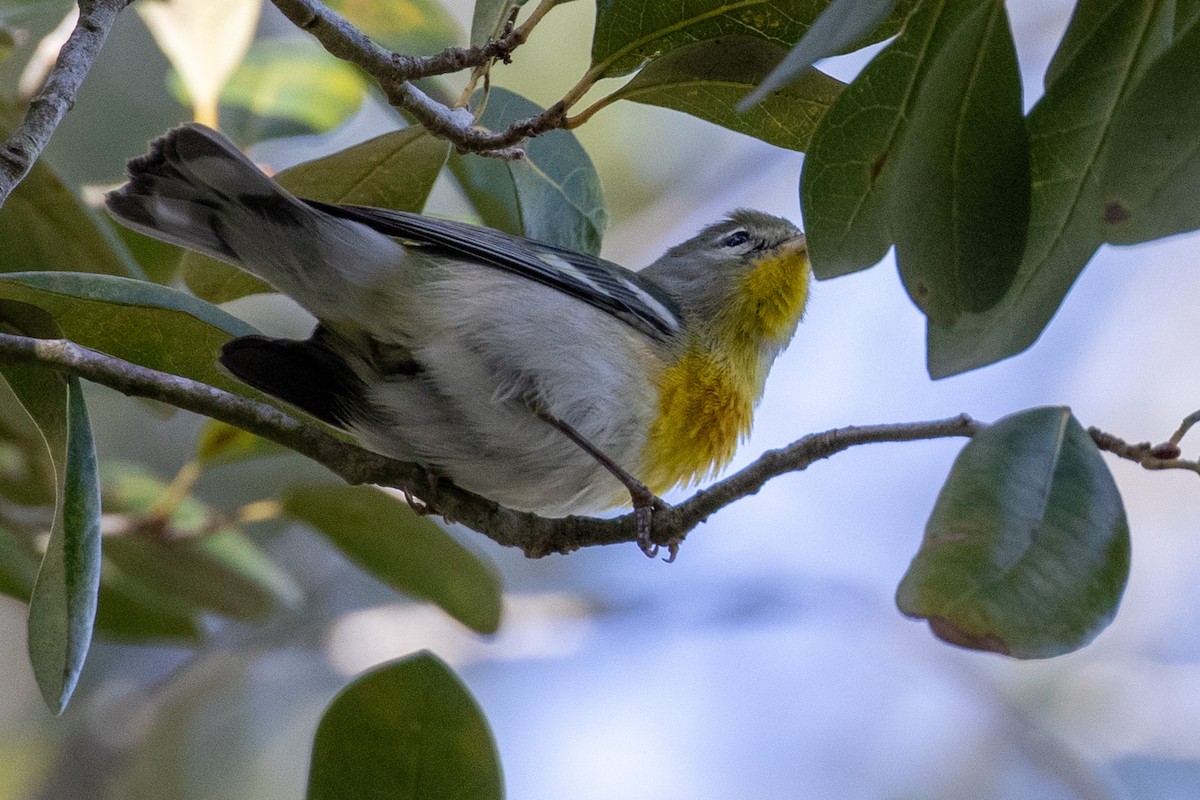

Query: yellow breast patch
[[639, 345, 754, 494]]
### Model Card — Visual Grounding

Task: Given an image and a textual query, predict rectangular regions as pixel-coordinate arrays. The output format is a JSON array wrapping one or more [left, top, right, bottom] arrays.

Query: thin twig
[[0, 0, 132, 207], [0, 332, 986, 557], [1088, 426, 1200, 476], [267, 0, 574, 154]]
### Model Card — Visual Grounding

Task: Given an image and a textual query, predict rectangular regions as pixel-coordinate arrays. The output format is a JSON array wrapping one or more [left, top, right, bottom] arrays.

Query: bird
[[106, 124, 810, 556]]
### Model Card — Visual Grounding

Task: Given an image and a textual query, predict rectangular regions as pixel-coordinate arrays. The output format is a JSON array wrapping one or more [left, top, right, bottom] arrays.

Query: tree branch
[[0, 0, 132, 207], [267, 0, 570, 154], [2, 332, 1193, 558]]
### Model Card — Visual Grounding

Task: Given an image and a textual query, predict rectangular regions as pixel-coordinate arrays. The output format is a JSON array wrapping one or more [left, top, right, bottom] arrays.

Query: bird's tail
[[105, 124, 406, 324]]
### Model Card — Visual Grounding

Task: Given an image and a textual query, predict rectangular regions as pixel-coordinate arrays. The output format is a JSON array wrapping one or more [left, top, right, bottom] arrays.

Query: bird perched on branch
[[106, 124, 810, 557]]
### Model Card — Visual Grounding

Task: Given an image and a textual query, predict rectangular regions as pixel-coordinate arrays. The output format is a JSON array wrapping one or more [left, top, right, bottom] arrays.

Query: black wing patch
[[304, 200, 683, 343], [220, 328, 371, 428]]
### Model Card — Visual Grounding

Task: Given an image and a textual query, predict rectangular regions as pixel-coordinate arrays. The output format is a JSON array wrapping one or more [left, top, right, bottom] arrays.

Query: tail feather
[[105, 124, 409, 327], [106, 124, 293, 262]]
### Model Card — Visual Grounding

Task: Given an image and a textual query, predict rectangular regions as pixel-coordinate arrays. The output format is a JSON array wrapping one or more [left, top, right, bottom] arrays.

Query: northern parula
[[106, 124, 810, 547]]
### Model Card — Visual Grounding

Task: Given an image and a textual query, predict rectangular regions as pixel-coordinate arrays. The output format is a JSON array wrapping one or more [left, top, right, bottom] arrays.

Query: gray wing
[[305, 200, 683, 343]]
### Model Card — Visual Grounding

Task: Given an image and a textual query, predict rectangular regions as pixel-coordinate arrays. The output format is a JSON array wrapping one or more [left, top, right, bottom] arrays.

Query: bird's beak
[[779, 234, 807, 255]]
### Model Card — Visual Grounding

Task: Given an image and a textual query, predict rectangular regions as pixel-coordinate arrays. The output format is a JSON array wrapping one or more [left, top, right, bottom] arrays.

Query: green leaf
[[169, 39, 369, 145], [0, 373, 57, 506], [1178, 0, 1200, 33], [450, 88, 607, 254], [325, 0, 460, 55], [591, 0, 829, 78], [10, 368, 101, 713], [183, 126, 450, 303], [925, 0, 1175, 377], [93, 576, 204, 643], [470, 0, 523, 46], [739, 0, 905, 109], [284, 485, 502, 635], [801, 0, 981, 279], [1095, 13, 1200, 244], [307, 652, 503, 800], [890, 0, 1029, 324], [0, 99, 139, 278], [897, 407, 1130, 659], [606, 36, 844, 152], [101, 465, 300, 619], [0, 271, 258, 396], [0, 522, 41, 600], [194, 419, 286, 467]]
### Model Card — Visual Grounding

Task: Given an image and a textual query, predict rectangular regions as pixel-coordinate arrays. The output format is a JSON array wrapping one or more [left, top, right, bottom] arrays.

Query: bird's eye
[[722, 231, 750, 248]]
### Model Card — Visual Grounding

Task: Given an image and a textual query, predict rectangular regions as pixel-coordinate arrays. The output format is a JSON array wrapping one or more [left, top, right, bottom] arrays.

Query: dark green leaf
[[891, 0, 1029, 323], [307, 652, 502, 800], [0, 271, 258, 396], [450, 88, 607, 254], [1178, 0, 1200, 33], [284, 485, 502, 634], [1096, 13, 1200, 243], [801, 0, 980, 279], [15, 370, 101, 713], [0, 371, 57, 506], [925, 1, 1175, 377], [102, 465, 300, 620], [607, 36, 844, 152], [591, 0, 829, 78], [326, 0, 460, 55], [183, 127, 450, 303], [739, 0, 905, 109], [897, 407, 1130, 659]]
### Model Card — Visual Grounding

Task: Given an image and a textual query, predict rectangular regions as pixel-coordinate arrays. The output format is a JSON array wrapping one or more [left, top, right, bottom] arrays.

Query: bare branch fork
[[0, 332, 1191, 557], [0, 0, 568, 209]]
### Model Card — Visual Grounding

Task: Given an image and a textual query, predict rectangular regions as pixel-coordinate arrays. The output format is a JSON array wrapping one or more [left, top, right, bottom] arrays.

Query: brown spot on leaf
[[1103, 201, 1130, 224], [928, 616, 1010, 655]]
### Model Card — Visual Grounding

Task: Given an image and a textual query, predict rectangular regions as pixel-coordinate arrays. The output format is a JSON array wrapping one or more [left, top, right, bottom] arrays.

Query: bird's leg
[[533, 409, 671, 558]]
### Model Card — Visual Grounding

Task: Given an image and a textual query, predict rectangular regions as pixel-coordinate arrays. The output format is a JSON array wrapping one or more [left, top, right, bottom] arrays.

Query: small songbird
[[106, 124, 810, 552]]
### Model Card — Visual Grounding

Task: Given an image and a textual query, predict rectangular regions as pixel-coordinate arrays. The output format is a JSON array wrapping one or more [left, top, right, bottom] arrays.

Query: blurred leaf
[[592, 0, 824, 78], [0, 98, 140, 278], [284, 485, 502, 634], [5, 362, 101, 713], [137, 0, 262, 126], [102, 464, 300, 619], [183, 126, 449, 303], [0, 370, 56, 505], [740, 0, 904, 109], [450, 88, 607, 254], [307, 652, 502, 800], [0, 272, 259, 396], [194, 419, 287, 467], [326, 0, 460, 55], [801, 0, 980, 278], [0, 522, 40, 599], [0, 24, 15, 64], [607, 37, 843, 151], [891, 0, 1029, 324], [168, 39, 369, 145], [1096, 14, 1200, 244], [925, 1, 1175, 377], [897, 407, 1130, 659], [1179, 0, 1200, 32], [108, 221, 184, 285], [93, 576, 204, 643]]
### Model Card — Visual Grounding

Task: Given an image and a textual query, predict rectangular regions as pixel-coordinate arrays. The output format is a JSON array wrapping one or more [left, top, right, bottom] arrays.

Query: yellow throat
[[639, 240, 810, 494]]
